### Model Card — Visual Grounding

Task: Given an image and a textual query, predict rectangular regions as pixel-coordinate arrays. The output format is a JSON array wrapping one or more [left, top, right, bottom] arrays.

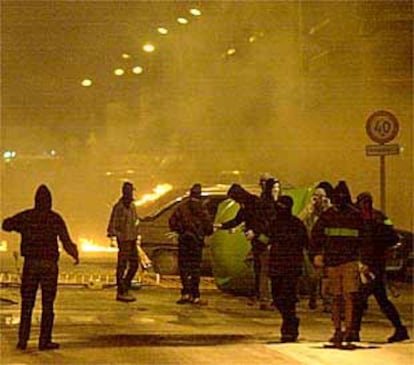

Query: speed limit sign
[[366, 110, 399, 144]]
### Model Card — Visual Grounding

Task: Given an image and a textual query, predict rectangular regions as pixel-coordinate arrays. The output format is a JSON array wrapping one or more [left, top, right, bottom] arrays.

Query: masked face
[[272, 183, 281, 200], [358, 198, 371, 211], [312, 193, 324, 207], [122, 184, 134, 201]]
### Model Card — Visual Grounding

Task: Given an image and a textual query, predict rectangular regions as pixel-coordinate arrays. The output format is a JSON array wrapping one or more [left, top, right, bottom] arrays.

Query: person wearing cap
[[353, 192, 409, 343], [107, 182, 140, 302], [2, 184, 79, 351], [268, 195, 308, 342], [169, 183, 213, 305], [310, 181, 365, 347], [298, 181, 334, 311]]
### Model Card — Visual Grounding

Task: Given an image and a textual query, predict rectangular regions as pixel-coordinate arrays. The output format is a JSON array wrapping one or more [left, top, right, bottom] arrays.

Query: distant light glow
[[81, 79, 92, 87], [49, 150, 57, 156], [80, 238, 117, 253], [122, 53, 131, 59], [134, 183, 173, 207], [142, 43, 155, 53], [189, 8, 202, 16], [132, 66, 143, 74], [3, 151, 16, 159], [157, 27, 168, 35], [114, 68, 125, 76], [226, 48, 236, 56], [249, 35, 257, 43], [177, 17, 189, 25], [0, 240, 7, 252]]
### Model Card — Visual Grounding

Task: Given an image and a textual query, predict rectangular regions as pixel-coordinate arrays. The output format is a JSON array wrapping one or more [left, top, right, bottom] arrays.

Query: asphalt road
[[0, 276, 413, 365]]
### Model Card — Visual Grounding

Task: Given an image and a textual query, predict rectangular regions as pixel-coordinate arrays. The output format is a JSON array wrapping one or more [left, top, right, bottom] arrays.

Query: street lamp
[[142, 43, 155, 53], [81, 79, 93, 87]]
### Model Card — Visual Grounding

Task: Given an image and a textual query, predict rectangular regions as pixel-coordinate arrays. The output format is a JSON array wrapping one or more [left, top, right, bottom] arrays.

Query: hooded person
[[216, 182, 272, 309], [190, 183, 202, 199], [316, 181, 334, 203], [268, 195, 309, 342], [2, 184, 79, 351], [331, 180, 352, 209], [261, 176, 281, 202], [298, 181, 334, 311], [353, 192, 409, 343], [169, 183, 213, 305], [220, 183, 265, 233], [121, 181, 134, 206], [107, 181, 140, 303], [310, 180, 365, 347], [259, 173, 281, 198]]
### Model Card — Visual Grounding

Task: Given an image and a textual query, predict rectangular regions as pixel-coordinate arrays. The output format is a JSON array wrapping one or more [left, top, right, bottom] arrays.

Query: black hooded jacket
[[221, 184, 267, 233], [268, 196, 308, 277], [310, 181, 364, 267], [2, 185, 78, 262]]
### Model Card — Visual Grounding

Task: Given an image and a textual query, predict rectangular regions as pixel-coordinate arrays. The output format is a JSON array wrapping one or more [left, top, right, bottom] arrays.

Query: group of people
[[173, 176, 410, 346], [1, 177, 410, 351], [303, 181, 409, 346], [212, 176, 410, 346]]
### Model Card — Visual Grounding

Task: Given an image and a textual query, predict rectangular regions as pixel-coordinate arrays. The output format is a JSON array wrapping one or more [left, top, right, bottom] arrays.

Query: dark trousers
[[19, 258, 58, 346], [178, 234, 203, 299], [355, 270, 403, 332], [270, 275, 300, 338], [116, 240, 139, 295], [253, 249, 270, 302]]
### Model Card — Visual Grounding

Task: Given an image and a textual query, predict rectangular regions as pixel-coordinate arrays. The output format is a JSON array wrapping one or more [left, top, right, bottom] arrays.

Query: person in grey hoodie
[[2, 184, 79, 351], [107, 182, 140, 302]]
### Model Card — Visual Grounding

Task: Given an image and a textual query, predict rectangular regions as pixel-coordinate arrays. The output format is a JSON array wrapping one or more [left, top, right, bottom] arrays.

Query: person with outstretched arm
[[2, 184, 79, 351]]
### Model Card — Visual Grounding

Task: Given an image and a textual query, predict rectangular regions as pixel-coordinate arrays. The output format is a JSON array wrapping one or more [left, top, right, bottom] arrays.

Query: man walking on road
[[354, 192, 410, 343], [2, 184, 79, 351], [310, 181, 365, 347], [268, 195, 308, 342], [107, 182, 140, 302]]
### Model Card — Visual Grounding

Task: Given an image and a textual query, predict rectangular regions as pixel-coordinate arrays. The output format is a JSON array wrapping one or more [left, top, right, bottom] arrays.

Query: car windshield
[[135, 182, 297, 219]]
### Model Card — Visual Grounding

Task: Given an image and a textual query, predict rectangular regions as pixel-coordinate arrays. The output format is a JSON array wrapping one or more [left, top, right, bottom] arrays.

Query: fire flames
[[134, 183, 173, 207], [79, 237, 117, 253]]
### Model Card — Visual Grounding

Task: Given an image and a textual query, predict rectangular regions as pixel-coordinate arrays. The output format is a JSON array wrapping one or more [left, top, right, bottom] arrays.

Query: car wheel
[[152, 250, 179, 275]]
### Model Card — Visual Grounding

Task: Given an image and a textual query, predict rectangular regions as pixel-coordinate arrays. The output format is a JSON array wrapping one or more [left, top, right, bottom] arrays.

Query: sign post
[[365, 110, 400, 213]]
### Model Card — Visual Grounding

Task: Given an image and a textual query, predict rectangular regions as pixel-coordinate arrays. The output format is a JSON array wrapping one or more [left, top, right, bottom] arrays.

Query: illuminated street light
[[177, 17, 189, 25], [3, 150, 16, 159], [114, 68, 125, 76], [132, 66, 143, 74], [248, 35, 257, 43], [189, 8, 202, 16], [157, 27, 168, 35], [142, 43, 155, 53], [81, 79, 92, 87], [122, 53, 131, 59], [226, 48, 236, 56]]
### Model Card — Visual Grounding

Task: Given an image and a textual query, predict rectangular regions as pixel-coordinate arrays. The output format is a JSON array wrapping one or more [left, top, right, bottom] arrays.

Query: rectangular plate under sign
[[365, 144, 400, 156]]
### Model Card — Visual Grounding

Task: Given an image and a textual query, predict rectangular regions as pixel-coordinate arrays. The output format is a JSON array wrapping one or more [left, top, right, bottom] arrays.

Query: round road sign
[[366, 110, 399, 144]]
